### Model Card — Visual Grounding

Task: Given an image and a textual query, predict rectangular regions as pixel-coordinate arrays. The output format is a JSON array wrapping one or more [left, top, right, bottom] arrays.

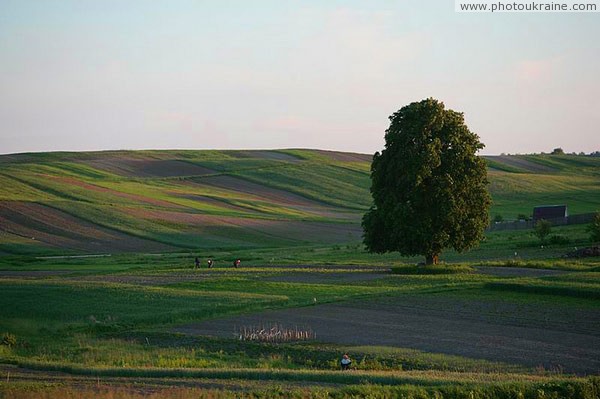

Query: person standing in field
[[194, 257, 200, 269], [233, 259, 241, 268], [340, 354, 352, 370], [207, 258, 213, 268]]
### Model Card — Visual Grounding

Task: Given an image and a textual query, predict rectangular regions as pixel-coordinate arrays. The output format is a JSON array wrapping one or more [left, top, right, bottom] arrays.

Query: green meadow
[[1, 247, 599, 397], [1, 150, 599, 255], [1, 150, 599, 398]]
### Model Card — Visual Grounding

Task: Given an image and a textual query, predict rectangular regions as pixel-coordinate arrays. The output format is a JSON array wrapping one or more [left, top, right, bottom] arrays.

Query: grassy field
[[1, 150, 599, 255], [1, 149, 599, 397], [1, 224, 599, 397]]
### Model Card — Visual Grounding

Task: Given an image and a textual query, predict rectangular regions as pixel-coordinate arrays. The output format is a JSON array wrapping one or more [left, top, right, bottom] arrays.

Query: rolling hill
[[0, 149, 598, 255]]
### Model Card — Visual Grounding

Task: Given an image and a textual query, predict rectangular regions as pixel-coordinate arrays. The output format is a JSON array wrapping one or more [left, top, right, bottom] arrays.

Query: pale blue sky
[[1, 0, 598, 155]]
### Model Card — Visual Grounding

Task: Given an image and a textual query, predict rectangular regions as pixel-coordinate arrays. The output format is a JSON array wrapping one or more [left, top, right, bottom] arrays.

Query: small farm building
[[532, 205, 568, 222]]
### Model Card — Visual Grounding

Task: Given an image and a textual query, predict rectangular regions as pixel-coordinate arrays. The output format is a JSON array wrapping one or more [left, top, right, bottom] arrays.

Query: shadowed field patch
[[0, 201, 174, 253], [176, 294, 600, 374], [228, 150, 303, 162], [475, 266, 568, 278], [486, 156, 556, 173], [47, 176, 184, 208], [0, 270, 72, 278], [83, 159, 217, 178], [265, 272, 388, 284], [309, 150, 372, 163], [190, 175, 354, 219], [175, 193, 263, 215], [125, 207, 363, 244]]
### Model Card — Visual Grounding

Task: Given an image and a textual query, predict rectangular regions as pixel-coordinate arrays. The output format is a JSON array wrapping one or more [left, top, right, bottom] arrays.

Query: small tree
[[534, 219, 552, 243], [517, 213, 530, 221], [493, 214, 504, 223], [588, 212, 600, 242], [551, 148, 564, 155]]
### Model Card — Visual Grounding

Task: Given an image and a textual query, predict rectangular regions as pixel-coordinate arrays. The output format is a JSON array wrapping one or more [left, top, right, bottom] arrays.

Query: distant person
[[233, 258, 241, 268], [340, 354, 352, 370], [207, 258, 213, 268], [194, 257, 200, 269]]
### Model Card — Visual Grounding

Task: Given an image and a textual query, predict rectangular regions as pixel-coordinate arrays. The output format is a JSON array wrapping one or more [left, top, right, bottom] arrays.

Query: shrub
[[588, 212, 600, 243], [1, 332, 17, 347], [493, 214, 504, 223], [534, 219, 552, 243], [517, 213, 530, 221]]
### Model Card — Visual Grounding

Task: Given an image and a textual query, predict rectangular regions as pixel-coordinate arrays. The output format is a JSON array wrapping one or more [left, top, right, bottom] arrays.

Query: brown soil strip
[[176, 295, 600, 375], [265, 272, 388, 284], [175, 193, 262, 215], [0, 201, 174, 253], [82, 159, 217, 178], [229, 150, 303, 162], [486, 156, 556, 173], [125, 207, 363, 244], [189, 175, 351, 219], [67, 273, 218, 286], [475, 267, 567, 278], [311, 150, 372, 163]]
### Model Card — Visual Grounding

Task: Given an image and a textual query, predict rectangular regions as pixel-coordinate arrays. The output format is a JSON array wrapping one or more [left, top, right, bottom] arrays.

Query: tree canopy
[[362, 98, 491, 265]]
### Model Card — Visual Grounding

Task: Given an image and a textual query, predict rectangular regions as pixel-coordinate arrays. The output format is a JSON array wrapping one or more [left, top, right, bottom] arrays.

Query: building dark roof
[[533, 205, 568, 221]]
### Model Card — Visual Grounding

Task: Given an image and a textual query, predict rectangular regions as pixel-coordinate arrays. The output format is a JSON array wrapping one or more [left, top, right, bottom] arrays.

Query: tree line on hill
[[499, 148, 600, 156]]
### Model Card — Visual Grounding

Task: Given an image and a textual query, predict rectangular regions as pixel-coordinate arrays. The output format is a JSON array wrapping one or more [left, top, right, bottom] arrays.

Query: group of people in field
[[194, 257, 240, 269]]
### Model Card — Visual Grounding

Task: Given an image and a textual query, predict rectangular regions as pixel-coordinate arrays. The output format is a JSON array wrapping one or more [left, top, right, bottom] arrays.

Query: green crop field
[[1, 150, 599, 398], [1, 149, 599, 256], [1, 252, 599, 398]]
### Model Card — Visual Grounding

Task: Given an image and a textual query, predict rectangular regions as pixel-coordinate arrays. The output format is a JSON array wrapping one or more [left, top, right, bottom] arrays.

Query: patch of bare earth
[[83, 159, 217, 178], [176, 295, 600, 375], [187, 175, 354, 219], [253, 264, 390, 271], [311, 150, 372, 163], [68, 272, 219, 286], [475, 267, 567, 278], [265, 272, 388, 284], [0, 201, 174, 253], [125, 207, 363, 244], [174, 193, 262, 215], [0, 270, 72, 278], [228, 150, 303, 162], [486, 156, 556, 173]]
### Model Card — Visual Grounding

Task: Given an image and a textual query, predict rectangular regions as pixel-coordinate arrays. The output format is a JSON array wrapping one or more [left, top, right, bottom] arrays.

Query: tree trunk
[[425, 254, 439, 265]]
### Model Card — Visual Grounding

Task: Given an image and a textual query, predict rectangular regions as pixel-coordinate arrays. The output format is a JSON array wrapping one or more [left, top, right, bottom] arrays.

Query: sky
[[1, 0, 599, 155]]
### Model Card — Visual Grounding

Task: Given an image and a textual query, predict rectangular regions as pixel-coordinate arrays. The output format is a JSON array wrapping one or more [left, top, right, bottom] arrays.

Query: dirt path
[[0, 364, 328, 395], [474, 266, 567, 277], [265, 272, 388, 284], [0, 270, 73, 278], [176, 295, 600, 375]]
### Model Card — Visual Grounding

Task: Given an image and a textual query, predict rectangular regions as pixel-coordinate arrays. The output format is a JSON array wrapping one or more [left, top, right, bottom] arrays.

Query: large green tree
[[362, 98, 491, 265]]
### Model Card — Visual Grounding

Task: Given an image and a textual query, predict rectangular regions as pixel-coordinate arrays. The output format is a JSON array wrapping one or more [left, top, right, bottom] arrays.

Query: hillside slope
[[0, 149, 598, 255]]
